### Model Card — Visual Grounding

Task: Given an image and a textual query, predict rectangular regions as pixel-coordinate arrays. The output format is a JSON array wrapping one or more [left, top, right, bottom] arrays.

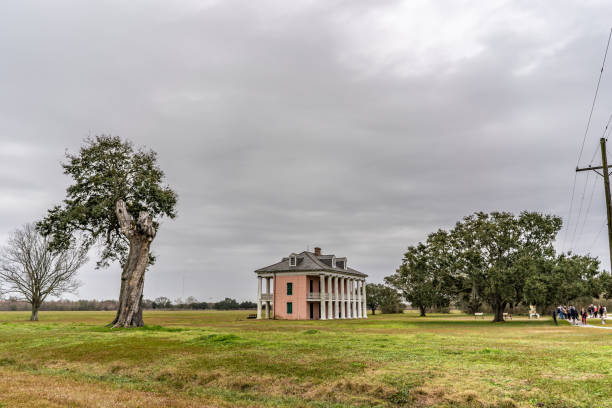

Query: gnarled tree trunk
[[492, 301, 507, 323], [110, 200, 156, 328], [419, 305, 426, 317]]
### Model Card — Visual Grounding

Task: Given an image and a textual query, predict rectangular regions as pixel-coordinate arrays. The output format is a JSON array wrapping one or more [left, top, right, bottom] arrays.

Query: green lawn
[[0, 310, 609, 407]]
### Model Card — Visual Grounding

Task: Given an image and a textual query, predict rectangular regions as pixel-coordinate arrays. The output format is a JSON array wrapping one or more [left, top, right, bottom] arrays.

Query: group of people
[[554, 304, 607, 325]]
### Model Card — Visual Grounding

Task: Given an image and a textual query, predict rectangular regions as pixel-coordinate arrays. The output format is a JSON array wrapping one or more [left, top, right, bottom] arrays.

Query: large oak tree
[[451, 211, 562, 322], [38, 136, 177, 327]]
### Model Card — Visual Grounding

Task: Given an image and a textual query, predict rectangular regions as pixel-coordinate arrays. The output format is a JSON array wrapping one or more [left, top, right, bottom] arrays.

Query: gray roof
[[254, 251, 367, 277]]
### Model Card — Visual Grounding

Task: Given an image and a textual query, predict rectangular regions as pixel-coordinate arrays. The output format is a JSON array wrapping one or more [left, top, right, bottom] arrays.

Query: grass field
[[0, 311, 610, 408]]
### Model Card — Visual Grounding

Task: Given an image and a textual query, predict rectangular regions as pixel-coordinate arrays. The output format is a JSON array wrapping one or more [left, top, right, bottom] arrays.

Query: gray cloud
[[1, 0, 611, 301]]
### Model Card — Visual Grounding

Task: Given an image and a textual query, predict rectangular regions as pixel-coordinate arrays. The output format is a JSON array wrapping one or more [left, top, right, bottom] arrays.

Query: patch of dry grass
[[0, 368, 220, 408], [0, 311, 610, 407]]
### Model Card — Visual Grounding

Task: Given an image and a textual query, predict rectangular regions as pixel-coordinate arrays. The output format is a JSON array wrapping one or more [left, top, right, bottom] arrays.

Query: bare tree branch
[[0, 223, 88, 321]]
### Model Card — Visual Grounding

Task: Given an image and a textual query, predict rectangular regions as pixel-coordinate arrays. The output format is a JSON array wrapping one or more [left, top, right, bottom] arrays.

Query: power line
[[564, 28, 612, 251], [576, 137, 612, 270], [589, 142, 600, 165], [569, 171, 591, 249], [572, 143, 602, 250], [577, 175, 600, 249], [576, 27, 612, 166], [586, 222, 607, 254], [562, 173, 578, 252]]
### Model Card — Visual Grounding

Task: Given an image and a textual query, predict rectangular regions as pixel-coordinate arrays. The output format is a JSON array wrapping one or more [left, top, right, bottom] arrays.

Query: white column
[[362, 280, 368, 318], [358, 280, 363, 318], [346, 279, 352, 318], [334, 276, 340, 319], [320, 275, 326, 320], [265, 277, 270, 319], [257, 276, 262, 319], [355, 279, 361, 319], [270, 275, 274, 318], [351, 279, 356, 318], [339, 277, 345, 318], [346, 278, 350, 318], [327, 274, 334, 319], [349, 279, 355, 319], [355, 280, 361, 318]]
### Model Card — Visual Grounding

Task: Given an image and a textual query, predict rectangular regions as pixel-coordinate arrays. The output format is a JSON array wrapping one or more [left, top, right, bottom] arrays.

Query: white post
[[320, 275, 327, 320], [339, 277, 345, 318], [257, 276, 262, 319], [362, 280, 368, 318], [265, 277, 270, 319], [334, 276, 340, 319]]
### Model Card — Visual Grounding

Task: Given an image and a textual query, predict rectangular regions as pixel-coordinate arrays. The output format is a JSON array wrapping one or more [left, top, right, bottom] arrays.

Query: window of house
[[287, 302, 293, 314], [287, 282, 293, 295], [309, 279, 313, 292], [289, 255, 297, 266]]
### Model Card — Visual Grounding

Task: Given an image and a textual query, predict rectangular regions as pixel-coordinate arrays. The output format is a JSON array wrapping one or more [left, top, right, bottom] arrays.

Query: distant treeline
[[0, 297, 257, 312]]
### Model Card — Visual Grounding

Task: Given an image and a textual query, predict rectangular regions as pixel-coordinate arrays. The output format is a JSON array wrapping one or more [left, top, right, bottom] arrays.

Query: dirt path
[[580, 324, 612, 330]]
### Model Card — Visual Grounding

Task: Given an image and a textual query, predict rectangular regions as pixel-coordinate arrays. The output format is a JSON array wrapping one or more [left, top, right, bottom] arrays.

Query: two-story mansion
[[254, 247, 368, 320]]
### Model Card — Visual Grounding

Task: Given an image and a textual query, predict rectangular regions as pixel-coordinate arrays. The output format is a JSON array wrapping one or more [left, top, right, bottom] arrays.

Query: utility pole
[[576, 137, 612, 269]]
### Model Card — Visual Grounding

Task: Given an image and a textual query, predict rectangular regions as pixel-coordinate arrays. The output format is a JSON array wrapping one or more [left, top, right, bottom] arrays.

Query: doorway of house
[[309, 303, 314, 320]]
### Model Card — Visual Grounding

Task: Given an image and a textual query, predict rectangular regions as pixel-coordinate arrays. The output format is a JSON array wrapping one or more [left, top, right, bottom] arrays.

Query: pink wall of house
[[274, 275, 322, 320], [274, 275, 307, 320]]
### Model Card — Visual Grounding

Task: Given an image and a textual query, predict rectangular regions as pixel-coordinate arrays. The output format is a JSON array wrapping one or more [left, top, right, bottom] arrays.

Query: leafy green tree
[[365, 283, 387, 315], [524, 253, 601, 312], [601, 272, 612, 300], [378, 286, 403, 314], [239, 300, 257, 309], [452, 211, 562, 322], [214, 298, 240, 310], [448, 222, 486, 314], [38, 136, 177, 327], [386, 232, 453, 317]]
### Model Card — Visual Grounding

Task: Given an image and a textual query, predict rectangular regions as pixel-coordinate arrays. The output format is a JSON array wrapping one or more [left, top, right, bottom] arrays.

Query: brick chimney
[[314, 247, 321, 256]]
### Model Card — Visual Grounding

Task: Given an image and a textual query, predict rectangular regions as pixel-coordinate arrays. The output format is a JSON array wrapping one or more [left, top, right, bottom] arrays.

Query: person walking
[[581, 308, 587, 326], [572, 306, 579, 325], [602, 306, 607, 325], [552, 308, 558, 325]]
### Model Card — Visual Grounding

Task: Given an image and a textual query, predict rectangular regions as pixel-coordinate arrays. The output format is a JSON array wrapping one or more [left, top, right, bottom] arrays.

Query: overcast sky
[[1, 0, 612, 302]]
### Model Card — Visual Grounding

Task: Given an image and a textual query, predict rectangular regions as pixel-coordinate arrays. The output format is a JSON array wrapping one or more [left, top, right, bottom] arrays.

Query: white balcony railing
[[308, 293, 350, 301], [307, 292, 321, 300], [260, 293, 273, 301]]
